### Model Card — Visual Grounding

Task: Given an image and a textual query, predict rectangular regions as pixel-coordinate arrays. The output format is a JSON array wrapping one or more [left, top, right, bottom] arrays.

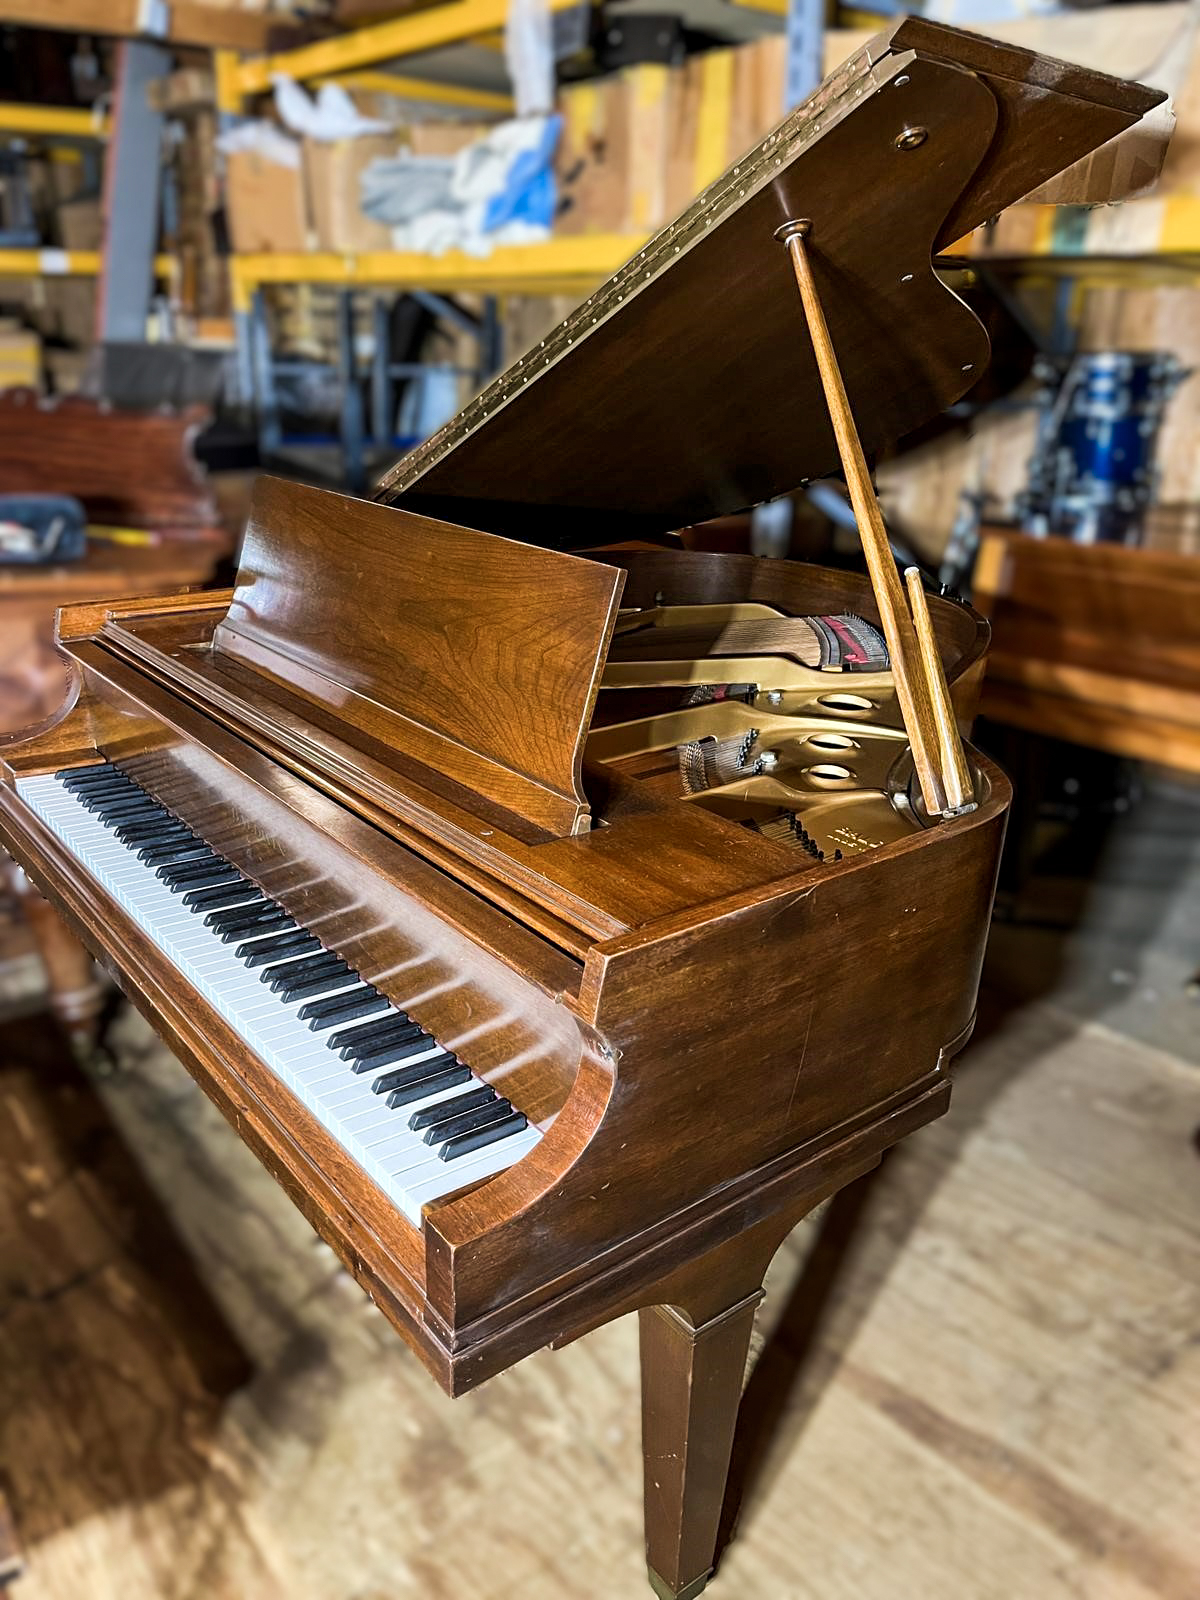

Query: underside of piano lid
[[373, 17, 1163, 548]]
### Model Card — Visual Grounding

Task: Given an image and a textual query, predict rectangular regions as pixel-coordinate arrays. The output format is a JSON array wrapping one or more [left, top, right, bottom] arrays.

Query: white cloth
[[272, 75, 392, 142]]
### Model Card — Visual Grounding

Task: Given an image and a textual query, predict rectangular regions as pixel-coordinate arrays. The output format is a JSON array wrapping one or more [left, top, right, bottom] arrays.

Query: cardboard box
[[556, 78, 627, 235], [729, 36, 785, 168], [666, 49, 737, 220], [408, 121, 492, 158], [57, 195, 102, 252], [225, 147, 308, 254], [40, 280, 96, 347], [624, 64, 672, 233], [44, 346, 89, 396], [305, 135, 398, 252], [557, 68, 671, 235], [0, 321, 40, 391], [146, 67, 215, 113]]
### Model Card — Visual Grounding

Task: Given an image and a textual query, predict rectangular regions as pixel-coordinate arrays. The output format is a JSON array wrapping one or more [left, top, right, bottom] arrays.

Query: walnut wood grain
[[375, 24, 1160, 544], [973, 529, 1200, 773], [0, 391, 220, 532]]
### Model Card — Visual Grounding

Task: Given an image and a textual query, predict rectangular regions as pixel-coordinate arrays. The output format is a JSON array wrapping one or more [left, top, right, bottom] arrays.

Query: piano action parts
[[0, 21, 1164, 1600]]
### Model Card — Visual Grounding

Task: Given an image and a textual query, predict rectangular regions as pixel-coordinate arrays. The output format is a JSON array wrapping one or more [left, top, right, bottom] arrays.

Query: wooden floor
[[0, 978, 1195, 1600]]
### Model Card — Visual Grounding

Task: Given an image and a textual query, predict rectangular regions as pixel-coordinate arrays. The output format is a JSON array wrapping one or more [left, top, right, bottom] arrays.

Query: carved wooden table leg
[[641, 1291, 763, 1600], [15, 870, 107, 1051]]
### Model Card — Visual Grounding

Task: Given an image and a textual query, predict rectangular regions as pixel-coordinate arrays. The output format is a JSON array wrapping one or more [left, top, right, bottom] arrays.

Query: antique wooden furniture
[[973, 528, 1200, 774], [0, 24, 1160, 1600], [0, 392, 229, 1045]]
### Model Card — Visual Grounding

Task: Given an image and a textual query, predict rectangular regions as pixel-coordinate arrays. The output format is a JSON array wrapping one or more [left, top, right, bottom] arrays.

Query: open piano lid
[[374, 18, 1164, 546]]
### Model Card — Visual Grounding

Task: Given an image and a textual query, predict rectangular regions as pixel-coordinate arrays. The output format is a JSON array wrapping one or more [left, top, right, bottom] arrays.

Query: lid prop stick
[[904, 564, 977, 812], [777, 218, 974, 817]]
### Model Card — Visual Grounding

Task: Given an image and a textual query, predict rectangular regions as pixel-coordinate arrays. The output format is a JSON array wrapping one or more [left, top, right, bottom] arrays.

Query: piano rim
[[0, 744, 1009, 1393]]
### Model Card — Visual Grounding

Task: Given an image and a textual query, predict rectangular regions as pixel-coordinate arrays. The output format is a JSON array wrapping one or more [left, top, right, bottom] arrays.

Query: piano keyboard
[[17, 763, 541, 1225]]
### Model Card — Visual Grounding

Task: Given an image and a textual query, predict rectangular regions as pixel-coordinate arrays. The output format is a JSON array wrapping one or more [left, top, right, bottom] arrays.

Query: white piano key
[[17, 769, 539, 1230]]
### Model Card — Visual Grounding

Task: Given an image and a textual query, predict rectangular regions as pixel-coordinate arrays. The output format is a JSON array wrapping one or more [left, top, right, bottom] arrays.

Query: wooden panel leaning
[[973, 528, 1200, 773]]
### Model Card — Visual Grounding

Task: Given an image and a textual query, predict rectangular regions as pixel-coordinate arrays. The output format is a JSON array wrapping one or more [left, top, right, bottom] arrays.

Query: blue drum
[[1021, 351, 1186, 545]]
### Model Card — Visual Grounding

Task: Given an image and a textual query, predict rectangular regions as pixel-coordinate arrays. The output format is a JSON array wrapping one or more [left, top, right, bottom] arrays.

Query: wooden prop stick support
[[904, 566, 976, 812], [778, 221, 948, 817]]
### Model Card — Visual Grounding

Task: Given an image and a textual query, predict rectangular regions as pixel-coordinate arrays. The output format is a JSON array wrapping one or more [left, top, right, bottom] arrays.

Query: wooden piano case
[[0, 19, 1163, 1600]]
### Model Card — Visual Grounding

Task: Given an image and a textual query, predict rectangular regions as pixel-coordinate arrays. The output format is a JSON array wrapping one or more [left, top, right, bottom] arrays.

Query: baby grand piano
[[0, 22, 1162, 1600]]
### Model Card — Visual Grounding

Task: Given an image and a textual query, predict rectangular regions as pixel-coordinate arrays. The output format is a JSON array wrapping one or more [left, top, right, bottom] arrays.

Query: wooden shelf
[[0, 0, 301, 52], [229, 236, 649, 308]]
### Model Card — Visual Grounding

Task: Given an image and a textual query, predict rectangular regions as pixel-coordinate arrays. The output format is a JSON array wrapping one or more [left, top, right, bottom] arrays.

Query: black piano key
[[277, 966, 357, 1003], [439, 1111, 528, 1162], [219, 911, 292, 945], [385, 1064, 472, 1108], [184, 880, 258, 910], [61, 771, 126, 790], [263, 950, 346, 988], [239, 930, 322, 966], [117, 820, 193, 844], [82, 794, 150, 817], [214, 902, 285, 933], [58, 764, 120, 786], [424, 1099, 513, 1145], [270, 954, 348, 990], [158, 858, 231, 886], [63, 778, 127, 796], [335, 1016, 424, 1059], [204, 896, 270, 928], [329, 1008, 414, 1047], [158, 855, 230, 883], [370, 1051, 457, 1093], [301, 987, 388, 1029], [347, 1029, 434, 1069], [408, 1084, 496, 1130], [155, 845, 219, 869], [165, 866, 239, 895], [82, 792, 152, 815], [138, 839, 211, 866]]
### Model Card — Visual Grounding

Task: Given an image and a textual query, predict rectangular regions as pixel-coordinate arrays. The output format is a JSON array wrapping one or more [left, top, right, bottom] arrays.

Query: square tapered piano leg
[[640, 1290, 764, 1600]]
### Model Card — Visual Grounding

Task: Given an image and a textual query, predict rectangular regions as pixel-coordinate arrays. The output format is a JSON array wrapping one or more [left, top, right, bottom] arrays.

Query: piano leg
[[636, 1158, 883, 1598], [640, 1291, 763, 1600], [15, 871, 107, 1052], [0, 1490, 22, 1591]]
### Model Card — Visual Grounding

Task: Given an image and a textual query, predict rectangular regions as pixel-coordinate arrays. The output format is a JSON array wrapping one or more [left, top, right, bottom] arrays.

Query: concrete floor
[[0, 771, 1198, 1600]]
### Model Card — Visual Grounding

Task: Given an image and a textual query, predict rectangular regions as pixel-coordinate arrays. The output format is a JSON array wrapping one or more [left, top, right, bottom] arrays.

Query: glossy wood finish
[[642, 1296, 763, 1600], [0, 25, 1134, 1591], [0, 402, 229, 1040], [215, 479, 624, 837], [973, 529, 1200, 773], [0, 391, 220, 532], [0, 548, 226, 738], [376, 22, 1160, 544]]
